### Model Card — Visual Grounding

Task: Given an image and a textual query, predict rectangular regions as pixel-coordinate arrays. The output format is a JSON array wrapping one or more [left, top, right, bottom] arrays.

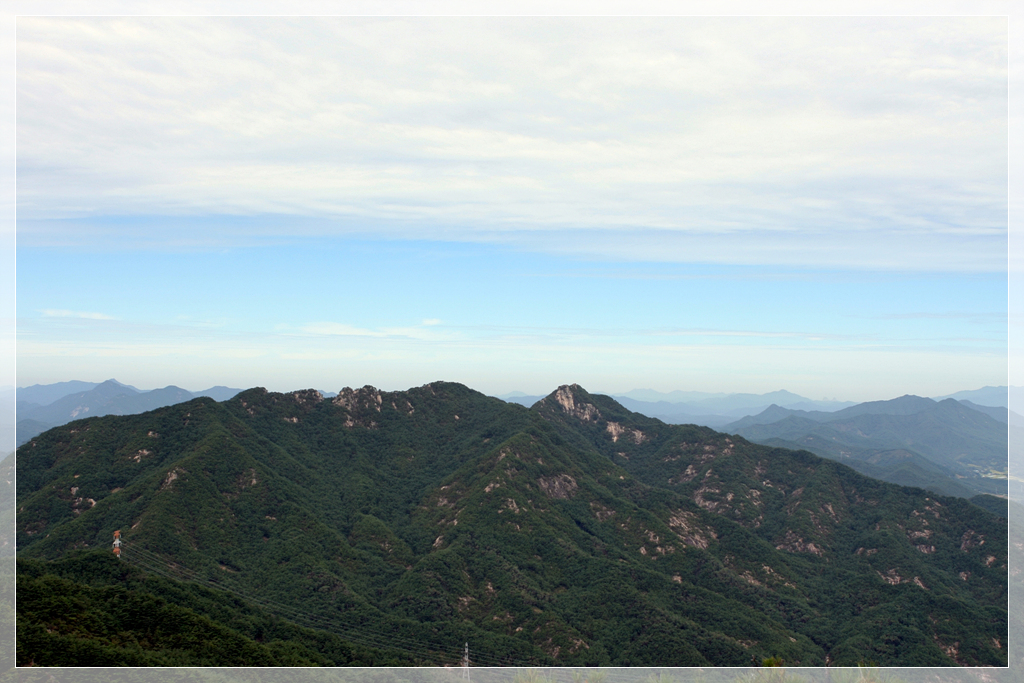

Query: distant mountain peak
[[90, 380, 138, 396], [544, 384, 603, 423], [102, 379, 139, 391], [932, 386, 1008, 408]]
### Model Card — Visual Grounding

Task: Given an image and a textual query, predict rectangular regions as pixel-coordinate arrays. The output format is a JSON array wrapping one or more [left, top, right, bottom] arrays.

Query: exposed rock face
[[878, 568, 903, 585], [694, 482, 723, 512], [606, 422, 625, 441], [552, 385, 601, 422], [669, 463, 699, 484], [288, 389, 323, 405], [606, 421, 645, 444], [774, 529, 824, 556], [537, 474, 578, 499], [160, 468, 185, 491], [332, 386, 383, 428], [333, 386, 383, 412], [667, 510, 716, 549], [590, 502, 615, 521], [960, 529, 984, 551]]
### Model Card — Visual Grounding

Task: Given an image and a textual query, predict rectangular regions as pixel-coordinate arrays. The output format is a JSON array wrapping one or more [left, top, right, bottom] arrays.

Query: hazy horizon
[[3, 5, 1021, 681], [7, 376, 1017, 408], [14, 16, 1008, 406]]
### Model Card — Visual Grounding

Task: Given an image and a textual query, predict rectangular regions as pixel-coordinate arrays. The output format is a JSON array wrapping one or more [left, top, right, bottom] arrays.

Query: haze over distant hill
[[498, 386, 1012, 432], [17, 380, 110, 407], [495, 388, 1015, 506], [0, 386, 14, 455], [14, 380, 242, 447], [721, 396, 1010, 501], [932, 386, 1009, 408], [495, 389, 859, 429], [12, 383, 1015, 444]]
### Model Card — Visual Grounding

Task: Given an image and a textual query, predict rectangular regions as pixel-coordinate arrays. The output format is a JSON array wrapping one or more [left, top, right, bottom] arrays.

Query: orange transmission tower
[[112, 530, 121, 558]]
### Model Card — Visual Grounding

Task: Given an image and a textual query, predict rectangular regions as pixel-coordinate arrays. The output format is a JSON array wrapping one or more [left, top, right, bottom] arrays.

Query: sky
[[12, 13, 1012, 402]]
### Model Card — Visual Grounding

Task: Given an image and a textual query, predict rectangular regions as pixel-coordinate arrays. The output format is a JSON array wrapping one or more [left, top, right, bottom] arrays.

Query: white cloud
[[298, 321, 455, 342], [16, 317, 1006, 402], [40, 308, 115, 320], [299, 323, 383, 337], [14, 16, 1007, 270]]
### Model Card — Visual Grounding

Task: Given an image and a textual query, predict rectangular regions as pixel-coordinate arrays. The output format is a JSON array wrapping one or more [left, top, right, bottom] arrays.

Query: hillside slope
[[15, 383, 1008, 667], [722, 397, 1008, 499]]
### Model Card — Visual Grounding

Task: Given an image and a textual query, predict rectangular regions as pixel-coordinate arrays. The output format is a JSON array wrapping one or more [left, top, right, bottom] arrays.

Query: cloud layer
[[16, 16, 1008, 270]]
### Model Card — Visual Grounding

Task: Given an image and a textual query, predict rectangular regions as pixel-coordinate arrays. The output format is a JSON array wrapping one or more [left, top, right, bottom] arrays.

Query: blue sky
[[13, 15, 1009, 401]]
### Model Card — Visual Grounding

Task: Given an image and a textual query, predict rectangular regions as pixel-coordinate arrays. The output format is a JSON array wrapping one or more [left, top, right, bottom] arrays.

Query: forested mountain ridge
[[726, 397, 1006, 473], [16, 383, 1008, 667], [15, 379, 242, 447], [17, 553, 412, 666], [720, 395, 1009, 500]]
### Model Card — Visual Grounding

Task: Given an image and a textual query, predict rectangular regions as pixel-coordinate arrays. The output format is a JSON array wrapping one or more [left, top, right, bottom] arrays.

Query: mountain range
[[497, 389, 1013, 506], [497, 390, 859, 429], [497, 386, 1011, 431], [15, 382, 1008, 667], [11, 381, 1013, 509], [14, 380, 242, 449], [720, 396, 1009, 503]]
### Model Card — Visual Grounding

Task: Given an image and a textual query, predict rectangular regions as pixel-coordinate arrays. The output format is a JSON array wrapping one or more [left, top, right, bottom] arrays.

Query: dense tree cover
[[16, 553, 421, 666], [15, 383, 1009, 667], [969, 494, 1007, 518]]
